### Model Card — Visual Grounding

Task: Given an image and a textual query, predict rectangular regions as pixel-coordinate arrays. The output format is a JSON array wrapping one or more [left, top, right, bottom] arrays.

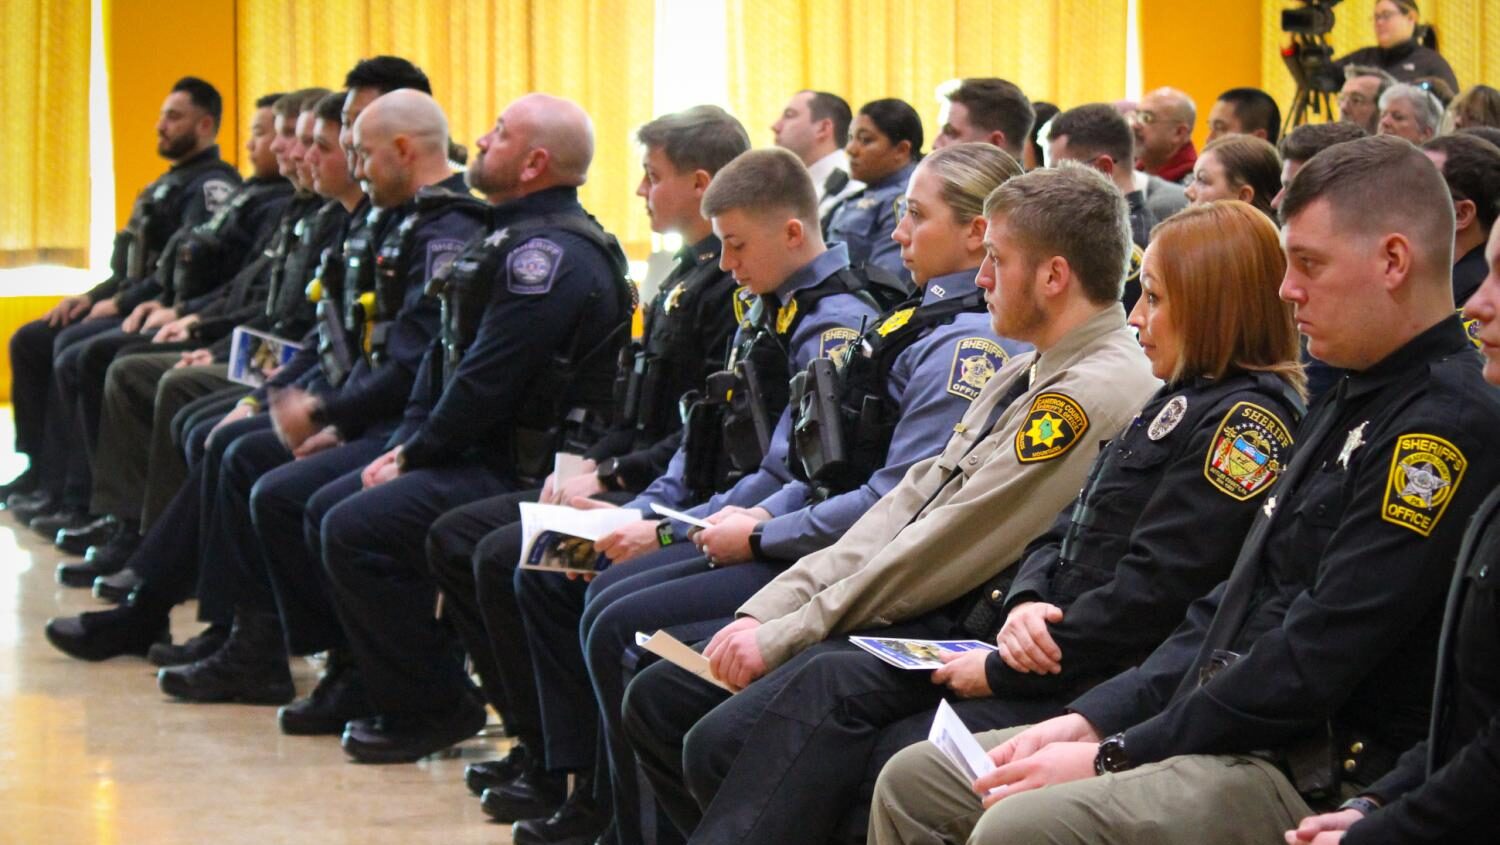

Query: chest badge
[[877, 307, 915, 337], [1148, 396, 1188, 440], [1337, 421, 1369, 470], [775, 299, 800, 335], [663, 284, 686, 314]]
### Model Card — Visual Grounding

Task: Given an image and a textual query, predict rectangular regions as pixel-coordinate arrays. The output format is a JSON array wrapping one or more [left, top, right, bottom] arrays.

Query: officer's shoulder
[[1194, 373, 1302, 430]]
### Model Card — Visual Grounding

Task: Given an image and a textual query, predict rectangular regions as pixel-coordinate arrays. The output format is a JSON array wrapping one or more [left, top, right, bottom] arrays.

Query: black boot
[[480, 758, 569, 823], [278, 648, 376, 735], [147, 622, 230, 667], [465, 741, 534, 796], [511, 770, 610, 845], [29, 506, 90, 537], [44, 605, 170, 662], [157, 612, 295, 705], [93, 567, 144, 603], [340, 693, 488, 764], [55, 514, 122, 555], [56, 530, 138, 588], [7, 490, 54, 521]]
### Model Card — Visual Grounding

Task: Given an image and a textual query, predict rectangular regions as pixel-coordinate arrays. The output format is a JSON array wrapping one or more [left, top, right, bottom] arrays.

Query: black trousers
[[13, 316, 122, 500]]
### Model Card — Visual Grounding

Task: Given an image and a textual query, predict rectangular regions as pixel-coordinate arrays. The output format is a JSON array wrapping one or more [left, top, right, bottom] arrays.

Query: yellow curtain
[[1261, 0, 1500, 119], [726, 0, 1130, 150], [0, 0, 91, 269], [236, 0, 655, 255]]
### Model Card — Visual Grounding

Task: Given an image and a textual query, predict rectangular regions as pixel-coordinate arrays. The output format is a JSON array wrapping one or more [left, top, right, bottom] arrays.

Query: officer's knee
[[967, 787, 1073, 845], [874, 740, 953, 808], [681, 707, 734, 804]]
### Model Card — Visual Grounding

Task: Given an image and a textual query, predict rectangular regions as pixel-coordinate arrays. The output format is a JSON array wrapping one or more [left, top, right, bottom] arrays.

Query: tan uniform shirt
[[740, 305, 1162, 669]]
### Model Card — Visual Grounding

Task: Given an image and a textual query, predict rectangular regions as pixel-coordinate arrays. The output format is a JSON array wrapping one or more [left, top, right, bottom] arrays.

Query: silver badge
[[1263, 495, 1277, 518], [1337, 421, 1369, 470], [485, 227, 510, 248], [1148, 396, 1188, 440]]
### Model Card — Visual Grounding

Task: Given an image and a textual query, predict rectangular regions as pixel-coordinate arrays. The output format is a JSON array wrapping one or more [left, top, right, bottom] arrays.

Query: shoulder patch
[[1015, 392, 1089, 463], [733, 285, 755, 327], [877, 307, 915, 337], [1462, 311, 1482, 349], [820, 327, 859, 362], [1203, 401, 1293, 500], [1382, 433, 1468, 537], [1149, 395, 1188, 440], [202, 180, 235, 214], [425, 238, 466, 283], [507, 238, 563, 295], [948, 338, 1006, 401]]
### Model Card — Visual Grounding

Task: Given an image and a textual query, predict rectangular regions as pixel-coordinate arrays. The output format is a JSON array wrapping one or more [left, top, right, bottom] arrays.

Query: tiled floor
[[0, 412, 517, 844]]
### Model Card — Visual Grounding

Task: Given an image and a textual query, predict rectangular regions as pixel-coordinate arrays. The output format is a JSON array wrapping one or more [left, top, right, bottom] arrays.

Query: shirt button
[[1349, 742, 1364, 754], [990, 589, 1002, 601], [1343, 759, 1357, 773], [1480, 565, 1490, 578], [967, 456, 980, 466]]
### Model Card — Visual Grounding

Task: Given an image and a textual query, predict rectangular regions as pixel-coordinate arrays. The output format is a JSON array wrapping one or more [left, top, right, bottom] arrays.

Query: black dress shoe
[[8, 492, 56, 523], [0, 468, 38, 502], [43, 606, 170, 662], [93, 567, 143, 603], [465, 742, 534, 796], [30, 507, 91, 538], [512, 772, 609, 845], [55, 514, 121, 555], [278, 649, 375, 735], [57, 553, 128, 588], [157, 612, 294, 705], [85, 529, 141, 565], [479, 765, 569, 823], [341, 694, 488, 764], [147, 622, 230, 667]]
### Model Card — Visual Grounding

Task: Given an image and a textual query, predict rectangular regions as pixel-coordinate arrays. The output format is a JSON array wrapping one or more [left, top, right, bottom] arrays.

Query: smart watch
[[1094, 733, 1132, 775], [596, 457, 622, 491]]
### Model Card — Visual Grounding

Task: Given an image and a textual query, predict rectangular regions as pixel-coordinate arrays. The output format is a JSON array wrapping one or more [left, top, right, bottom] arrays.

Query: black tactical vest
[[124, 156, 240, 280], [169, 179, 292, 302]]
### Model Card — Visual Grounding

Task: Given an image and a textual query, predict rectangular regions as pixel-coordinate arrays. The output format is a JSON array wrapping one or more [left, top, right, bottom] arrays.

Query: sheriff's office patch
[[877, 307, 915, 337], [1149, 395, 1188, 440], [1203, 402, 1293, 501], [1126, 243, 1144, 285], [821, 327, 859, 362], [425, 239, 466, 282], [507, 238, 563, 295], [732, 285, 754, 327], [1382, 433, 1467, 537], [948, 338, 1007, 401], [1462, 311, 1481, 349], [202, 179, 235, 214], [775, 298, 800, 335], [1015, 392, 1089, 463]]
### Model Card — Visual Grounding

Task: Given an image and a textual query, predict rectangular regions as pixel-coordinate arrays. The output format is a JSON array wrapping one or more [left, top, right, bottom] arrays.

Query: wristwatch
[[1094, 733, 1132, 775], [596, 457, 622, 491], [655, 520, 676, 548]]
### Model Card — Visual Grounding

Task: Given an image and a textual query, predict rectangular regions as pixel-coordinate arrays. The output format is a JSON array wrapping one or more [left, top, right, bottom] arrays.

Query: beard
[[993, 277, 1047, 341], [158, 131, 198, 160]]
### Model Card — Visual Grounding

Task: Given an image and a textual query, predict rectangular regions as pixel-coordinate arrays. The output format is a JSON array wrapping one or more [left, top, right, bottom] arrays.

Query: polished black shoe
[[85, 529, 141, 565], [512, 772, 609, 845], [55, 514, 121, 555], [93, 567, 143, 603], [147, 622, 229, 667], [0, 468, 39, 502], [341, 694, 488, 764], [157, 613, 294, 705], [43, 606, 169, 662], [278, 649, 375, 735], [479, 765, 569, 823], [8, 492, 56, 523], [30, 507, 91, 538], [57, 553, 128, 588], [465, 742, 534, 796]]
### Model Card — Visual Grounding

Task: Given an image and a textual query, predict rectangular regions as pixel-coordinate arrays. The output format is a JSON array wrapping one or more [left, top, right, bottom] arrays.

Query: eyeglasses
[[1373, 10, 1405, 23], [1338, 93, 1372, 108]]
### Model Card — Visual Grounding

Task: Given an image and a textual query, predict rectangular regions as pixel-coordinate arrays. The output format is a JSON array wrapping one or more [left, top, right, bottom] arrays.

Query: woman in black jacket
[[1336, 0, 1458, 92]]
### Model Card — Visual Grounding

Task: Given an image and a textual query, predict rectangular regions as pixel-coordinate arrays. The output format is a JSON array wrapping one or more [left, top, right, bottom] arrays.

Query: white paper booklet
[[928, 699, 1000, 792], [634, 630, 735, 693], [849, 636, 996, 670], [516, 502, 642, 575]]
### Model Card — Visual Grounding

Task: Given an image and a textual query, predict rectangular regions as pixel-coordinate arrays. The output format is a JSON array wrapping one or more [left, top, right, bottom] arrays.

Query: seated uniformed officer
[[424, 104, 749, 810], [730, 201, 1306, 845], [531, 143, 1030, 845], [620, 163, 1161, 840], [1282, 211, 1500, 845], [148, 90, 484, 703], [772, 90, 862, 221], [1421, 132, 1500, 307], [933, 78, 1035, 165], [827, 99, 922, 281], [479, 147, 882, 831], [1045, 104, 1157, 255], [7, 77, 241, 527], [869, 135, 1500, 845]]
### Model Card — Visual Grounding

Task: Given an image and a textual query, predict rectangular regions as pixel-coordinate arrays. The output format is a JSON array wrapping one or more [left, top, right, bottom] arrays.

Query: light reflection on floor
[[0, 410, 515, 844]]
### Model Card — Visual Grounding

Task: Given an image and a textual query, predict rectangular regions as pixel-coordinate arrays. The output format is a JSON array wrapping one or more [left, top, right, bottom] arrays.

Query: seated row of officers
[[9, 55, 1500, 845]]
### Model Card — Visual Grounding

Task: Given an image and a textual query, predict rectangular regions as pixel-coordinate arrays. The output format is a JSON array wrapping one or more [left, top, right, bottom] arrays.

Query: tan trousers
[[869, 725, 1316, 845]]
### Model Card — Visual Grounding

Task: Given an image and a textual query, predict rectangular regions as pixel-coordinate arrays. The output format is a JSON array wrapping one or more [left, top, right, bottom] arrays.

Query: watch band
[[748, 525, 766, 559], [655, 520, 676, 548], [1339, 796, 1381, 817]]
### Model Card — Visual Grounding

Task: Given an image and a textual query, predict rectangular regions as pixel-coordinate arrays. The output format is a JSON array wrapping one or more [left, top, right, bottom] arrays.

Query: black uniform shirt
[[1071, 316, 1500, 784]]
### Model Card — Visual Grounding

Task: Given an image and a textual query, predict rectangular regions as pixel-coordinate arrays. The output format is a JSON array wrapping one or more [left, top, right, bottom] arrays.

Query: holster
[[173, 229, 224, 302], [721, 360, 774, 474], [681, 386, 730, 500], [789, 359, 849, 490]]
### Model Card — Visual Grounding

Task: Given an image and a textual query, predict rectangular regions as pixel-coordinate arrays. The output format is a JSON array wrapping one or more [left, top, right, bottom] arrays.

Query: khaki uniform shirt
[[740, 305, 1161, 669]]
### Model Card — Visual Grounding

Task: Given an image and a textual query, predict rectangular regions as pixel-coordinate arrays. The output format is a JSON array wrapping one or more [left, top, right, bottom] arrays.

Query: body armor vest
[[171, 180, 290, 302], [124, 158, 239, 280]]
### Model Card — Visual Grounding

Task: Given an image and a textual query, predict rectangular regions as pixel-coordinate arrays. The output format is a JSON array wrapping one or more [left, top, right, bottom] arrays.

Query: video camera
[[1282, 0, 1340, 37], [1281, 0, 1343, 129]]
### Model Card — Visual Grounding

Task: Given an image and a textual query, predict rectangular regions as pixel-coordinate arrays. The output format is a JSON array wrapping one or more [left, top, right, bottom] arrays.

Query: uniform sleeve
[[986, 395, 1294, 699], [1117, 418, 1495, 767], [1345, 726, 1500, 845], [757, 326, 993, 560], [318, 215, 476, 435], [745, 371, 1149, 671], [400, 232, 617, 470], [624, 446, 696, 512]]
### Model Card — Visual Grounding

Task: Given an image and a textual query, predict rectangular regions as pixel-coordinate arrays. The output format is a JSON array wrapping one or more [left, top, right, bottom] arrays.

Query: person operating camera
[[1335, 0, 1457, 92]]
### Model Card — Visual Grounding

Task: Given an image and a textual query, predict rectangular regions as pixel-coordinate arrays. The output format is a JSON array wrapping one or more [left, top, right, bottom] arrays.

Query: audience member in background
[[1206, 87, 1282, 145], [1024, 101, 1059, 171], [933, 78, 1035, 164], [1186, 135, 1282, 219], [772, 90, 862, 221], [1046, 104, 1155, 250], [827, 98, 922, 280], [1422, 133, 1500, 307], [1463, 126, 1500, 149], [1415, 76, 1455, 109], [1378, 81, 1445, 145], [1336, 0, 1458, 91], [1450, 84, 1500, 132], [1339, 65, 1397, 135], [1273, 123, 1370, 212], [1131, 87, 1197, 184]]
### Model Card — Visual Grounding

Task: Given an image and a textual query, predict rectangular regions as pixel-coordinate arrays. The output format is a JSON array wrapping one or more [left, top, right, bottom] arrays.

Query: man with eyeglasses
[[1131, 87, 1197, 185], [1339, 66, 1397, 135]]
